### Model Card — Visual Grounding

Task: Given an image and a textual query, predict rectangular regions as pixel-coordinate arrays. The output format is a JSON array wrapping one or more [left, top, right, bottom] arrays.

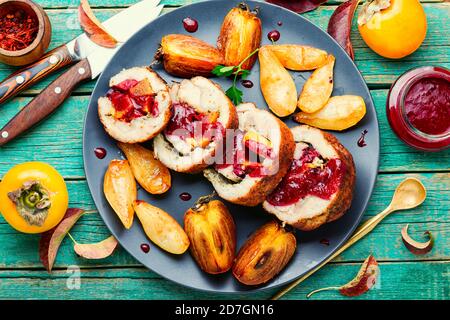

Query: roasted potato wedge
[[133, 200, 189, 255], [267, 44, 328, 71], [232, 221, 296, 286], [184, 197, 236, 274], [259, 46, 297, 117], [297, 54, 335, 113], [155, 34, 224, 78], [103, 160, 136, 229], [217, 3, 262, 70], [117, 142, 171, 194], [294, 95, 366, 131]]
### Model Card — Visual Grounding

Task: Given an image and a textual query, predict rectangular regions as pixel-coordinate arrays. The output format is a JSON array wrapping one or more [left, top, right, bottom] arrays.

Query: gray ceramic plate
[[83, 0, 379, 293]]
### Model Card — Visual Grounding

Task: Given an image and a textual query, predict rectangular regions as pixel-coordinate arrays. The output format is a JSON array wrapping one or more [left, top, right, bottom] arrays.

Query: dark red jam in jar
[[387, 66, 450, 151], [107, 79, 159, 122], [266, 146, 346, 207]]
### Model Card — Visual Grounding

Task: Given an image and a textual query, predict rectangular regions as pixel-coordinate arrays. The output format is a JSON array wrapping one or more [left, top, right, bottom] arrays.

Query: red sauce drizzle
[[165, 103, 224, 141], [404, 78, 450, 135], [107, 79, 159, 123], [357, 129, 368, 147], [267, 29, 280, 42], [94, 147, 107, 159], [140, 243, 150, 253], [266, 146, 346, 207], [241, 79, 254, 88], [320, 238, 330, 246], [179, 192, 192, 201], [182, 17, 198, 33], [215, 130, 273, 178]]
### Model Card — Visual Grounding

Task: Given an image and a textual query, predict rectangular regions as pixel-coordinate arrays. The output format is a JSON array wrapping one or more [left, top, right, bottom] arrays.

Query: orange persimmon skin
[[0, 162, 68, 234], [358, 0, 427, 59]]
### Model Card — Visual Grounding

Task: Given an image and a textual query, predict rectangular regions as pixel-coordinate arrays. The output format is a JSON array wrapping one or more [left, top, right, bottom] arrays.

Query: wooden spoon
[[271, 177, 427, 300]]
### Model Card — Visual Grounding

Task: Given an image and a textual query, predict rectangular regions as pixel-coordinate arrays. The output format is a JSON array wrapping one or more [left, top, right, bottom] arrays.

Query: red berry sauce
[[179, 192, 192, 201], [387, 66, 450, 151], [94, 147, 107, 159], [267, 29, 280, 42], [241, 79, 254, 88], [404, 78, 450, 136], [107, 79, 158, 123], [215, 130, 273, 178], [266, 146, 346, 207], [140, 243, 150, 253], [165, 103, 224, 141], [357, 129, 368, 148], [182, 17, 198, 33]]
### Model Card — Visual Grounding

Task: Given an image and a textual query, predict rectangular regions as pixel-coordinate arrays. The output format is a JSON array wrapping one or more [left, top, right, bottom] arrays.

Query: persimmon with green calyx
[[0, 162, 68, 234]]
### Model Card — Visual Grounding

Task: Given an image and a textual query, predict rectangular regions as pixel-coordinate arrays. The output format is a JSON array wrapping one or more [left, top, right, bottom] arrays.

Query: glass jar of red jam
[[386, 66, 450, 151]]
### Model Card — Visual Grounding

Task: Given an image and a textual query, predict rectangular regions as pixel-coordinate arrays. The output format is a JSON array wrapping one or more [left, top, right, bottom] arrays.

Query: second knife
[[0, 1, 163, 146], [0, 0, 161, 106]]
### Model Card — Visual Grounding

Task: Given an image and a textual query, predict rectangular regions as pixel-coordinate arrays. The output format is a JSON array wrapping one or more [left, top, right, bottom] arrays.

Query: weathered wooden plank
[[0, 261, 447, 299], [1, 92, 449, 178], [0, 4, 447, 91], [0, 173, 447, 269]]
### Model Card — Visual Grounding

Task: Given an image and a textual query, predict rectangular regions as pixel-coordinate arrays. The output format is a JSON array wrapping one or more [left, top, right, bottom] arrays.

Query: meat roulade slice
[[153, 76, 238, 173], [263, 125, 356, 231], [204, 103, 295, 206], [98, 67, 172, 143]]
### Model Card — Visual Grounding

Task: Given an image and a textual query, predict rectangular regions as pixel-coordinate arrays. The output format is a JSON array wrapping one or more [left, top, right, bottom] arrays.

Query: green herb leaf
[[226, 86, 243, 105], [212, 48, 259, 106], [212, 65, 235, 77], [238, 69, 250, 79]]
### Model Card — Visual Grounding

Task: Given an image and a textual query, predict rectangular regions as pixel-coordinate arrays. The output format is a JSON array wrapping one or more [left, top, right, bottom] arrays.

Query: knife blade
[[0, 0, 161, 106], [0, 3, 163, 146]]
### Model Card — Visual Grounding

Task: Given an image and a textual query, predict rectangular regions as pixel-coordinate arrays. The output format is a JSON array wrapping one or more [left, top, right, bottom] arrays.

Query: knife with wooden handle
[[0, 46, 76, 105], [0, 0, 162, 106], [0, 0, 163, 146], [0, 60, 92, 145]]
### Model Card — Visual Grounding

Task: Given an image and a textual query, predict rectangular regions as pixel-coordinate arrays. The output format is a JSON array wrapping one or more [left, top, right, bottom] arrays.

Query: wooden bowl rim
[[0, 0, 48, 57]]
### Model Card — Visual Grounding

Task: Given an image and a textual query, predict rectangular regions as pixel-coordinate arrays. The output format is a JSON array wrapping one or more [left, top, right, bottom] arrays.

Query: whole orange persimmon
[[0, 162, 68, 233], [358, 0, 427, 59]]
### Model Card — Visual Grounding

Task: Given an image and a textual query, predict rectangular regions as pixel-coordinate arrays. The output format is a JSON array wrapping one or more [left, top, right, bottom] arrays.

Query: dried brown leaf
[[401, 224, 434, 255], [307, 255, 379, 298], [267, 0, 327, 14], [39, 208, 85, 272], [73, 235, 118, 259], [79, 0, 118, 48], [327, 0, 361, 59]]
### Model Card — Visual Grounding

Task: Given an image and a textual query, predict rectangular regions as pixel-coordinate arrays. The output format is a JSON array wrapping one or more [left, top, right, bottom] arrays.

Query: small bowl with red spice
[[0, 0, 51, 66], [387, 66, 450, 151]]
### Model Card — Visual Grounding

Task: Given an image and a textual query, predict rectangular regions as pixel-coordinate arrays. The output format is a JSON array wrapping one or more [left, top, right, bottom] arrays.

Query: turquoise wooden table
[[0, 0, 448, 300]]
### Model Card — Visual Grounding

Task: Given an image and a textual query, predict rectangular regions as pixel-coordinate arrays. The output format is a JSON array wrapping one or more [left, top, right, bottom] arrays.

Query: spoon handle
[[271, 206, 393, 300]]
